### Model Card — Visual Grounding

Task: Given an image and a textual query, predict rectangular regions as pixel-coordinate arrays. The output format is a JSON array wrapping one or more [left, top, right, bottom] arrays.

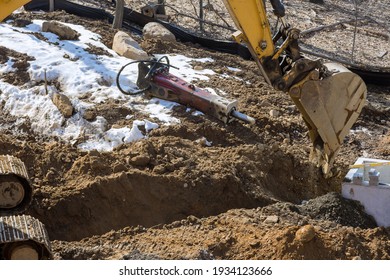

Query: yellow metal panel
[[0, 0, 32, 22], [222, 0, 274, 58]]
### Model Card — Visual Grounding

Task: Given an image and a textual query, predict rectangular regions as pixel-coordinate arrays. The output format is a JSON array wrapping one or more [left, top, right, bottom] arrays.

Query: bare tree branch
[[164, 4, 236, 31], [301, 19, 363, 36]]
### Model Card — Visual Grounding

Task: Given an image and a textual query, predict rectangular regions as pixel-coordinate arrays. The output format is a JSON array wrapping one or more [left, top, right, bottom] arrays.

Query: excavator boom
[[223, 0, 367, 175]]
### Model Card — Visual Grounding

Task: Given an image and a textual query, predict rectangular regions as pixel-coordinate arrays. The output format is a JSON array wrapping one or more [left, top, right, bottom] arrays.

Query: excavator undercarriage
[[0, 0, 52, 261], [0, 215, 51, 260], [0, 155, 33, 215], [0, 156, 51, 260]]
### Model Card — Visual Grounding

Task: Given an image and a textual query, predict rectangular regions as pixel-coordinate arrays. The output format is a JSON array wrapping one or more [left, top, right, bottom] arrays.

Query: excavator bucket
[[289, 63, 367, 176]]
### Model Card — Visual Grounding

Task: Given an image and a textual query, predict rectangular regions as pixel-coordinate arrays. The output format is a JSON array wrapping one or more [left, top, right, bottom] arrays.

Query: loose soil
[[1, 0, 389, 260]]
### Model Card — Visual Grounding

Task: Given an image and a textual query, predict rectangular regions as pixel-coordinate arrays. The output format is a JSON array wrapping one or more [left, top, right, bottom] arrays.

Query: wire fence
[[122, 0, 390, 67]]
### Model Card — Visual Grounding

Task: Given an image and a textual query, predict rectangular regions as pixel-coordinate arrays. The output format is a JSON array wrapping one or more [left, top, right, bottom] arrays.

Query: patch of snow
[[78, 120, 155, 152], [196, 137, 212, 147], [185, 107, 204, 116], [192, 111, 204, 116], [144, 119, 159, 132], [0, 58, 15, 74], [350, 127, 373, 136], [193, 57, 214, 63], [215, 88, 229, 96], [227, 66, 241, 72], [155, 54, 215, 81], [0, 20, 219, 151], [142, 98, 181, 124]]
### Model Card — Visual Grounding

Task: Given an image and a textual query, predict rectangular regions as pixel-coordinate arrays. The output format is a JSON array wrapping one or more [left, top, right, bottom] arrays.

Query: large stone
[[127, 154, 150, 167], [295, 225, 316, 243], [83, 107, 97, 121], [42, 21, 80, 40], [269, 109, 279, 118], [52, 93, 73, 118], [264, 215, 279, 224], [142, 22, 176, 42], [112, 31, 149, 60]]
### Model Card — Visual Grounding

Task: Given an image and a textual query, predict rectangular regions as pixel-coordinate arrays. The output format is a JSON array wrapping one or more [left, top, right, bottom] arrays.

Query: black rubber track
[[349, 68, 390, 86], [24, 0, 251, 57], [24, 0, 390, 86]]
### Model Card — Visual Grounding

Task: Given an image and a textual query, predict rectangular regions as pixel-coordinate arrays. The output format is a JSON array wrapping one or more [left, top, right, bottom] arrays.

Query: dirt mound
[[261, 192, 377, 229], [300, 192, 377, 228], [0, 46, 34, 85], [51, 193, 390, 260]]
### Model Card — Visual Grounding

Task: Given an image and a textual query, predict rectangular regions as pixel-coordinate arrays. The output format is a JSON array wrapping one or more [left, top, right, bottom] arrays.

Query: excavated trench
[[25, 140, 340, 241], [31, 171, 261, 241]]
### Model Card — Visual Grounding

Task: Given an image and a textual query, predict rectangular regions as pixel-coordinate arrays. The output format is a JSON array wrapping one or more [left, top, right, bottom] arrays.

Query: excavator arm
[[222, 0, 367, 175]]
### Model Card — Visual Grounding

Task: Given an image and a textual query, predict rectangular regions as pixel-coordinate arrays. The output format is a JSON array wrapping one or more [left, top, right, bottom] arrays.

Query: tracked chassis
[[0, 215, 51, 259], [0, 155, 51, 260], [0, 155, 33, 215]]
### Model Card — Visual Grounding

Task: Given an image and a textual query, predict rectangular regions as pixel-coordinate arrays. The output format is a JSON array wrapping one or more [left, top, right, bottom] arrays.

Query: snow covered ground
[[0, 20, 218, 151]]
